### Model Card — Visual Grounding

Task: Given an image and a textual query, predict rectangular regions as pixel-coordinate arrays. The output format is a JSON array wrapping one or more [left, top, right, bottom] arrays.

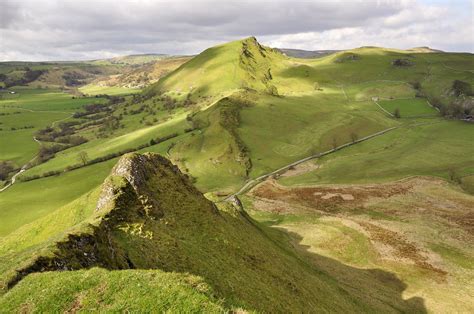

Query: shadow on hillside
[[280, 227, 427, 313]]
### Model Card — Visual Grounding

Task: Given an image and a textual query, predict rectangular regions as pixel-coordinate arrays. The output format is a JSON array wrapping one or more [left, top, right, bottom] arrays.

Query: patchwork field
[[0, 88, 106, 167], [378, 98, 438, 117]]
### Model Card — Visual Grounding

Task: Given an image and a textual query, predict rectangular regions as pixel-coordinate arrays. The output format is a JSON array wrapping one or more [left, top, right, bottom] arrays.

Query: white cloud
[[0, 0, 472, 61]]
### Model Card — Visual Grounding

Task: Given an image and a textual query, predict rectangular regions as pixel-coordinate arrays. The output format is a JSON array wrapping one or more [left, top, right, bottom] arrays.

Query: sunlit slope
[[146, 37, 287, 98], [1, 38, 472, 237], [0, 153, 425, 312], [279, 47, 473, 103]]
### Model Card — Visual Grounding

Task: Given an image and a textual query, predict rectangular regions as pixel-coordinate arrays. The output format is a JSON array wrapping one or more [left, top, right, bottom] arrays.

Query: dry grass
[[246, 176, 474, 312]]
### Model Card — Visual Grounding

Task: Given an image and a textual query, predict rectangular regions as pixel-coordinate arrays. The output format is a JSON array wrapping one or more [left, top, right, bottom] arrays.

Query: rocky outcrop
[[8, 153, 217, 288]]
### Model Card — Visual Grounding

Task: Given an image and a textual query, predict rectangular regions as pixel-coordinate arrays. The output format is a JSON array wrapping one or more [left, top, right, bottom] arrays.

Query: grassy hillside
[[1, 37, 472, 231], [146, 37, 286, 99], [85, 56, 192, 90], [279, 120, 474, 188], [0, 37, 472, 311], [0, 153, 426, 312]]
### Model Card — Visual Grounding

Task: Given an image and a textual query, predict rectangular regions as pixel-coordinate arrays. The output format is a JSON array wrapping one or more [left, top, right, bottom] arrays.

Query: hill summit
[[146, 37, 284, 98]]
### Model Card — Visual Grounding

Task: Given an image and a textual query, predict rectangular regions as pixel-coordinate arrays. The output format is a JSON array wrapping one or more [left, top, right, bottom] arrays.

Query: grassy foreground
[[0, 153, 428, 312]]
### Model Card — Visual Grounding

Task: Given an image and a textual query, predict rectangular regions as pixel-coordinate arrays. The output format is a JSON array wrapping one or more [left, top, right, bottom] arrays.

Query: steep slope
[[0, 153, 424, 312], [145, 37, 285, 99]]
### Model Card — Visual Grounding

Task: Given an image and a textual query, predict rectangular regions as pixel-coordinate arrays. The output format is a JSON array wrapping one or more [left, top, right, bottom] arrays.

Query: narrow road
[[0, 109, 73, 193], [372, 97, 394, 117], [223, 126, 399, 201]]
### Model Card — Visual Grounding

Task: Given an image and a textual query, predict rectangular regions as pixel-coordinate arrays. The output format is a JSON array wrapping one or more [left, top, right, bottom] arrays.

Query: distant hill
[[0, 54, 187, 90], [89, 53, 170, 66], [277, 48, 340, 58], [407, 46, 444, 53], [90, 56, 191, 89]]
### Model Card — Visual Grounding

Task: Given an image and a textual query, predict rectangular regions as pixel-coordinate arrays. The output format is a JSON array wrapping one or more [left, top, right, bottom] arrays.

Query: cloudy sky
[[0, 0, 472, 61]]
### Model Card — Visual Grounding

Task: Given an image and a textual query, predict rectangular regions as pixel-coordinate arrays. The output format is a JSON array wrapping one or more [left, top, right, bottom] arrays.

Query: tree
[[410, 81, 421, 90], [77, 151, 89, 166], [393, 108, 401, 119], [0, 161, 14, 181], [350, 132, 358, 143], [452, 80, 472, 97], [448, 168, 461, 184]]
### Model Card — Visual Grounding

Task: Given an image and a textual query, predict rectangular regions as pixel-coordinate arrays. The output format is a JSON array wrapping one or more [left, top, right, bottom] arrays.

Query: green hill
[[0, 37, 473, 312], [146, 37, 285, 99], [0, 153, 426, 312]]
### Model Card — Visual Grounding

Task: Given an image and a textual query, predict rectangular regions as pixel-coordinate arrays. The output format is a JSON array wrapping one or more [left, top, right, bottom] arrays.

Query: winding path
[[223, 126, 399, 201], [0, 108, 73, 193]]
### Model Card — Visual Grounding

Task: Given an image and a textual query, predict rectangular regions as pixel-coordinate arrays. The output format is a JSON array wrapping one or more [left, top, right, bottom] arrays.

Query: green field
[[279, 120, 474, 188], [0, 37, 473, 312], [378, 98, 438, 117], [0, 88, 106, 167], [79, 84, 142, 96]]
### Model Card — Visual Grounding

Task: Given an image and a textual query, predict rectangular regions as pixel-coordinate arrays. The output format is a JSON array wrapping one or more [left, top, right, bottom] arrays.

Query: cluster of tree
[[393, 108, 401, 118], [0, 68, 44, 87], [162, 96, 178, 110], [97, 116, 122, 137], [0, 111, 21, 116], [183, 93, 196, 107], [62, 71, 86, 87], [72, 103, 111, 118], [56, 135, 88, 146], [131, 94, 148, 104], [0, 161, 15, 181], [452, 80, 473, 97], [37, 144, 68, 163], [9, 125, 34, 131], [35, 121, 86, 145], [21, 133, 180, 182], [392, 59, 414, 67], [335, 53, 360, 63], [128, 105, 146, 115], [430, 97, 473, 119], [409, 81, 426, 98]]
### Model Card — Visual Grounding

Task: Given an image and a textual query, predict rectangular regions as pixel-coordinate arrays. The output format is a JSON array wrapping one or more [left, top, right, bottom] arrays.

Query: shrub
[[393, 108, 401, 119], [452, 80, 472, 97], [0, 161, 15, 181]]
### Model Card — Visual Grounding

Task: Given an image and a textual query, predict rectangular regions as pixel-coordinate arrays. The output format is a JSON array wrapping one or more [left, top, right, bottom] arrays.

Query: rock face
[[9, 153, 216, 286]]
